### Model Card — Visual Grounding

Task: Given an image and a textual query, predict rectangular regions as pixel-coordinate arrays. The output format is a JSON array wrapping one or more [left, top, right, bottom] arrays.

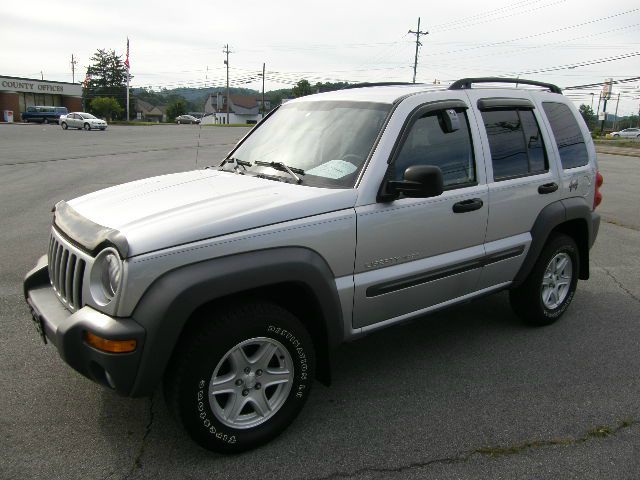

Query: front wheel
[[43, 118, 49, 125], [83, 123, 91, 130], [61, 122, 68, 130], [165, 301, 315, 453], [510, 233, 579, 326]]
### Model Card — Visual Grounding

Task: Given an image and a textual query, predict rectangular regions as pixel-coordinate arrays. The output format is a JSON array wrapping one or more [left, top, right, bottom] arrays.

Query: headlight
[[90, 248, 123, 305]]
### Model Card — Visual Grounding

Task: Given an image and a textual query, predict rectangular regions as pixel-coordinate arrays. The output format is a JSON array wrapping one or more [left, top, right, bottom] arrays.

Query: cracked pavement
[[0, 126, 638, 479]]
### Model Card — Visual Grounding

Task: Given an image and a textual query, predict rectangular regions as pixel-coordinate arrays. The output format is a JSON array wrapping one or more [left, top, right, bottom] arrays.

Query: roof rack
[[342, 82, 419, 89], [448, 77, 562, 94]]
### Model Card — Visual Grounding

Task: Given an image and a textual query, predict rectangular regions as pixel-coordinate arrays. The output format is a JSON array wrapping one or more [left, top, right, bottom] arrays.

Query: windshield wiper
[[217, 157, 252, 172], [254, 161, 305, 184]]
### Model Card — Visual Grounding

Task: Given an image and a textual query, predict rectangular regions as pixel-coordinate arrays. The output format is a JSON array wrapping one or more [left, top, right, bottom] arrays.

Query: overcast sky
[[2, 0, 639, 114]]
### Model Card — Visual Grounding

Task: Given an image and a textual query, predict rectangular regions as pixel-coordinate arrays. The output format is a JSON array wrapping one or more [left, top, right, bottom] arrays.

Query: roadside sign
[[602, 78, 613, 100]]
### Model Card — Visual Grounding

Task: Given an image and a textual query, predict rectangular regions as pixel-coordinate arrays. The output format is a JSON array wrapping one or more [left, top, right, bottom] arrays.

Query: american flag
[[83, 72, 91, 88], [124, 37, 130, 69]]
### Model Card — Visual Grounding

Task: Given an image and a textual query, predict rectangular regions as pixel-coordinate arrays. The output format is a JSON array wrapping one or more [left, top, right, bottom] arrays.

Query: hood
[[67, 169, 357, 256]]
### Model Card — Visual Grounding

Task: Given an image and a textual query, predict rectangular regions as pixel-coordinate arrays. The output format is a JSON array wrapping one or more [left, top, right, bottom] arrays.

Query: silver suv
[[24, 78, 602, 453]]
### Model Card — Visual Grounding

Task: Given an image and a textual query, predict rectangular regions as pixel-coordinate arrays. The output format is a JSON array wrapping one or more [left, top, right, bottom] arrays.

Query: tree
[[579, 104, 596, 130], [84, 49, 131, 113], [90, 97, 123, 121], [166, 99, 187, 121], [292, 79, 313, 98]]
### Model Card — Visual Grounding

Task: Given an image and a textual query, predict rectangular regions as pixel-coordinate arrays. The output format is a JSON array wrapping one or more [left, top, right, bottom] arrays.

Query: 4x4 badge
[[569, 178, 579, 192]]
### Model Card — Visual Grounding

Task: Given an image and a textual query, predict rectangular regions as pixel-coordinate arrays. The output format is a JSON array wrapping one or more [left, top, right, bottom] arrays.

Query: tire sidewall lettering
[[196, 379, 237, 444], [267, 324, 310, 397]]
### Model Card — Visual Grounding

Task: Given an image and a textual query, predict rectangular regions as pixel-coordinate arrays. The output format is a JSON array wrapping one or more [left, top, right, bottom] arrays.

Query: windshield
[[80, 113, 97, 119], [226, 100, 391, 188]]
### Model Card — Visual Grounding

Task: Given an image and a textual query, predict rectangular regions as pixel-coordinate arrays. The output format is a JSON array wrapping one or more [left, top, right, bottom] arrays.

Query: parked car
[[176, 114, 200, 124], [22, 106, 68, 124], [610, 127, 640, 138], [24, 77, 602, 454], [60, 112, 107, 131]]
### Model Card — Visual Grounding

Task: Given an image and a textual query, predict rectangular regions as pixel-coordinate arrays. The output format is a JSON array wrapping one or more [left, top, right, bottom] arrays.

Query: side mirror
[[385, 165, 444, 199]]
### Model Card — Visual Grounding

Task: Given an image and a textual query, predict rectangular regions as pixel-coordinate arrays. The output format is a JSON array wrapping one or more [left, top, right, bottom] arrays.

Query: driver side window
[[393, 108, 476, 188]]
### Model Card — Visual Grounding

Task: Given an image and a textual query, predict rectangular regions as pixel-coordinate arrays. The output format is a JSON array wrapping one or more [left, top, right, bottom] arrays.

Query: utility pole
[[408, 17, 428, 84], [261, 62, 266, 118], [600, 97, 608, 134], [612, 93, 621, 131], [70, 54, 77, 83], [223, 44, 231, 125], [40, 71, 44, 80], [590, 92, 594, 109]]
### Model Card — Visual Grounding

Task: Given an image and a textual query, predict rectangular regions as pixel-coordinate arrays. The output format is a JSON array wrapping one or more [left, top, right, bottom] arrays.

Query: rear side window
[[393, 109, 475, 188], [481, 109, 548, 181], [542, 102, 588, 169]]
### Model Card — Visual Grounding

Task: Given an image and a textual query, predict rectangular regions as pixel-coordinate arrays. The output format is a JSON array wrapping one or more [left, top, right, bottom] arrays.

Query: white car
[[60, 112, 108, 131], [610, 127, 640, 138]]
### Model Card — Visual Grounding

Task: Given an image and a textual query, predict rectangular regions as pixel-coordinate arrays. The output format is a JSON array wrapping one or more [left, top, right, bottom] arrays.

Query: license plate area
[[28, 301, 47, 345]]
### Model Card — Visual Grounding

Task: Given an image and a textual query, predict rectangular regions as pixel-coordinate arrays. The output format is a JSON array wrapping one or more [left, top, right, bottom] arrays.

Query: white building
[[202, 93, 270, 125]]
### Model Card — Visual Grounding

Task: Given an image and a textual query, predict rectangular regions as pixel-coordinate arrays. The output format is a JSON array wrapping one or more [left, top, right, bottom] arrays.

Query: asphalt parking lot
[[1, 124, 639, 479]]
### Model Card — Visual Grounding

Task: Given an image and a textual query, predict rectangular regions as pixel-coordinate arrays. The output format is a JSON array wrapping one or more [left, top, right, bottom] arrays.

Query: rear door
[[352, 92, 489, 329], [467, 90, 560, 289]]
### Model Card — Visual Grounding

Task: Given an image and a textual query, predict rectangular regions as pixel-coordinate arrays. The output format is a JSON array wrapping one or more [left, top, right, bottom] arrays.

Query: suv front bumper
[[24, 256, 145, 396]]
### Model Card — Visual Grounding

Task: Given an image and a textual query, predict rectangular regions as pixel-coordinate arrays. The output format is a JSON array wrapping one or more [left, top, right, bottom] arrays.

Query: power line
[[514, 51, 640, 75], [430, 0, 568, 33], [423, 9, 640, 58], [429, 0, 543, 30]]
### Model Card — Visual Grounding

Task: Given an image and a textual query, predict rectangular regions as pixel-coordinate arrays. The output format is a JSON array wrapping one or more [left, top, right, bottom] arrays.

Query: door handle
[[538, 182, 558, 194], [452, 198, 483, 213]]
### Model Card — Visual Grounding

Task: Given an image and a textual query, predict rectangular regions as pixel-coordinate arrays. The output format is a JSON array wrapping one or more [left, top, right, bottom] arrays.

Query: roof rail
[[449, 77, 562, 94], [342, 82, 419, 89]]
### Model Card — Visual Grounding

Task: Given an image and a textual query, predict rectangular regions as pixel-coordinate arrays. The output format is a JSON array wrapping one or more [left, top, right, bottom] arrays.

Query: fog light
[[85, 331, 136, 353]]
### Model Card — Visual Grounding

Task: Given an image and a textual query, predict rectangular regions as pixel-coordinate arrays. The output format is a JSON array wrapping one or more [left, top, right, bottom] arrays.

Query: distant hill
[[133, 86, 261, 108], [132, 81, 352, 110]]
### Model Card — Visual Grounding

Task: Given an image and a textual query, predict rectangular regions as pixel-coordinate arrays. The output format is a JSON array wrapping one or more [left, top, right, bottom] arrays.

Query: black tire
[[43, 118, 49, 125], [165, 301, 315, 453], [23, 118, 29, 123], [510, 233, 579, 326], [61, 122, 68, 130], [83, 123, 91, 131]]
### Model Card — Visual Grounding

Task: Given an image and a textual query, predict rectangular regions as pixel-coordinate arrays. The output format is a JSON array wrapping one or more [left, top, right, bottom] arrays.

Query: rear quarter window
[[542, 102, 589, 169]]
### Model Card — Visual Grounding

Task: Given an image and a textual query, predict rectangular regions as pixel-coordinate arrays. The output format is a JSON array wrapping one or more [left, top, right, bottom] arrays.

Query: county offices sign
[[0, 76, 82, 96]]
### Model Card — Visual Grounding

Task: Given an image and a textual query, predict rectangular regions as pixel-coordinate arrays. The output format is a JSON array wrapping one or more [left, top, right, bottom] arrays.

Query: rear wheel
[[43, 118, 49, 125], [510, 233, 579, 326], [165, 301, 315, 453], [83, 123, 91, 131]]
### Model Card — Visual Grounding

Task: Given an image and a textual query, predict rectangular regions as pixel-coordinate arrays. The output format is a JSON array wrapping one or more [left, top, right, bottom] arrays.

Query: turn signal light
[[593, 170, 603, 209], [84, 331, 137, 353]]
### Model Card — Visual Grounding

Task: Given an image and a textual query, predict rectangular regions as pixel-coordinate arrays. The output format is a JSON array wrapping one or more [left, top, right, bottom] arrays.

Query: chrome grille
[[48, 233, 85, 311]]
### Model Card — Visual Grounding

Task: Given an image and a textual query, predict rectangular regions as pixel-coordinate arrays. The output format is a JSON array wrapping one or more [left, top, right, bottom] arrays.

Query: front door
[[353, 97, 488, 329]]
